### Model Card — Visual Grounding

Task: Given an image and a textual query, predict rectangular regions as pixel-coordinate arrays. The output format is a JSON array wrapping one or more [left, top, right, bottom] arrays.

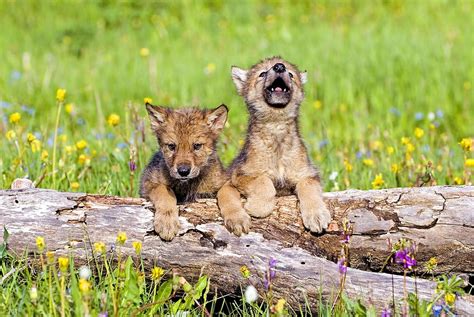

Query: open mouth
[[266, 77, 290, 93]]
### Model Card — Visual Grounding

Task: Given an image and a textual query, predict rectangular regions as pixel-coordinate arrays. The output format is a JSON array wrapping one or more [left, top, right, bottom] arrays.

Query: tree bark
[[1, 186, 473, 314]]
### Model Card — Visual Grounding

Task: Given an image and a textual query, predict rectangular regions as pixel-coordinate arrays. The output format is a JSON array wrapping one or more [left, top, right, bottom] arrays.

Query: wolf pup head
[[231, 56, 307, 117], [146, 103, 228, 181]]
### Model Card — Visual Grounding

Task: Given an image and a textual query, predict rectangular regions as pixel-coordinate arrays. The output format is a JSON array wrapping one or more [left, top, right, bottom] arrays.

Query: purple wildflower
[[341, 233, 350, 244], [337, 258, 347, 274], [394, 249, 417, 269], [263, 278, 270, 290], [129, 160, 136, 172], [381, 308, 391, 317], [433, 305, 443, 316], [98, 312, 108, 317]]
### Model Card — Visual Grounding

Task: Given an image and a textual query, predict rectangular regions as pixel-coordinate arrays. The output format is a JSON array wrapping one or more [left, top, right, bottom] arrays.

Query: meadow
[[0, 0, 473, 315]]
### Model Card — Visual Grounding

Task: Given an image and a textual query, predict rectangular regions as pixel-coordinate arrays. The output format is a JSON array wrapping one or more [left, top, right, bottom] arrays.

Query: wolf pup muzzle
[[264, 63, 293, 108]]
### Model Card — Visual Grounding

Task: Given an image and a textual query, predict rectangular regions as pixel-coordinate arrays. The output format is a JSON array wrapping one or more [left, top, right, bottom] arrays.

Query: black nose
[[177, 165, 191, 177], [273, 63, 286, 73]]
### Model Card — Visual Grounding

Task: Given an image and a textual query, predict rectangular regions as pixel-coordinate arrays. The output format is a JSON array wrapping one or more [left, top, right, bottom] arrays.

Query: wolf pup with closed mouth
[[140, 103, 228, 241], [217, 56, 332, 236]]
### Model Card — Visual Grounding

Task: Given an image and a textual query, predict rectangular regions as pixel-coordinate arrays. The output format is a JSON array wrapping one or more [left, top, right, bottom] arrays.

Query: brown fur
[[140, 103, 228, 240], [217, 56, 332, 236]]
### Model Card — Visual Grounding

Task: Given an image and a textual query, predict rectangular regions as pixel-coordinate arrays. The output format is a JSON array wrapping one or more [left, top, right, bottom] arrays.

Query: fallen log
[[0, 186, 473, 314]]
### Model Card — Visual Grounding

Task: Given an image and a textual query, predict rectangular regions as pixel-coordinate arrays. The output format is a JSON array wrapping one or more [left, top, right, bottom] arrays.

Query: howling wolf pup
[[217, 57, 332, 235], [140, 103, 228, 241]]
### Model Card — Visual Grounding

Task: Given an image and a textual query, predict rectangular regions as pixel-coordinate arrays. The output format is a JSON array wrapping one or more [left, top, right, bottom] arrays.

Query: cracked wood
[[0, 186, 473, 314]]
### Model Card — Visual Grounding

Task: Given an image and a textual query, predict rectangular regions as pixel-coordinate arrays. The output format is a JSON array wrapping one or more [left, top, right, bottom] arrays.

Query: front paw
[[154, 213, 180, 241], [244, 195, 275, 218], [300, 200, 331, 233], [224, 210, 251, 236]]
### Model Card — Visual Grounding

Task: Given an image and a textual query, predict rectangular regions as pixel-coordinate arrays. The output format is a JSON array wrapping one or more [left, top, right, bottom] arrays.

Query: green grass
[[0, 0, 472, 195]]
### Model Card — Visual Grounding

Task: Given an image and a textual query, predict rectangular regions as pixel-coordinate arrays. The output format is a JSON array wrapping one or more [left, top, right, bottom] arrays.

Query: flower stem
[[52, 101, 63, 188]]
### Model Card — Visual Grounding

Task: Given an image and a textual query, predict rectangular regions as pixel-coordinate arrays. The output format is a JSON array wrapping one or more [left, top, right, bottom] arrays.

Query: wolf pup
[[217, 57, 331, 236], [140, 103, 228, 241]]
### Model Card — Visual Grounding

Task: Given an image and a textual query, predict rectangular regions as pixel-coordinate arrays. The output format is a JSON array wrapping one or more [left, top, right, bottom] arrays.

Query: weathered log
[[0, 186, 473, 314]]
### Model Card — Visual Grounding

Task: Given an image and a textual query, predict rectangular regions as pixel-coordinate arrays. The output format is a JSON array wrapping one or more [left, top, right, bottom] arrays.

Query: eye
[[259, 71, 267, 78], [289, 72, 294, 79], [193, 143, 203, 151], [166, 143, 176, 151]]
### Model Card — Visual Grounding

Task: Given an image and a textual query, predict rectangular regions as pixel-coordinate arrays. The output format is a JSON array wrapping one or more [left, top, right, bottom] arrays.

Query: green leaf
[[193, 275, 208, 300], [3, 225, 9, 243], [122, 256, 141, 306], [156, 280, 173, 303]]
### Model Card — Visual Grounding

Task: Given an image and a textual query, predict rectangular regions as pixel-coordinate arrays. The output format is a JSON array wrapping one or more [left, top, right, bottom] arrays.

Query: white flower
[[244, 285, 258, 303], [30, 286, 38, 301], [79, 266, 92, 280], [329, 171, 338, 181], [428, 112, 435, 121]]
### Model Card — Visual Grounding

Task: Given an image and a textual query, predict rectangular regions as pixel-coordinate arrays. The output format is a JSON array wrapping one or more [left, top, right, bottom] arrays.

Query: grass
[[0, 0, 473, 315], [0, 0, 472, 194]]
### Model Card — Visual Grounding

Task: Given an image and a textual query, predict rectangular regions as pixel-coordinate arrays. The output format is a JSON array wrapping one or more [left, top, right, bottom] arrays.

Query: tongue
[[274, 87, 283, 92]]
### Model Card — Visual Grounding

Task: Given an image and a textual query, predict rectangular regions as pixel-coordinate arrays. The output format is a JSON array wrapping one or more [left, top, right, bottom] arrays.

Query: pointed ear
[[300, 71, 308, 84], [145, 103, 167, 131], [207, 104, 228, 133], [231, 66, 248, 95]]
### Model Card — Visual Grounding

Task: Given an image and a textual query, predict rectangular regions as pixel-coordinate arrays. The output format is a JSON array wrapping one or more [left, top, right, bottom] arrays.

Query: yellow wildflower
[[58, 257, 69, 272], [386, 146, 395, 155], [78, 154, 88, 165], [414, 127, 424, 139], [445, 293, 456, 306], [240, 265, 251, 278], [151, 266, 164, 280], [75, 140, 88, 150], [79, 278, 91, 294], [425, 257, 438, 273], [71, 182, 80, 190], [344, 159, 353, 172], [46, 251, 55, 263], [36, 236, 45, 253], [313, 100, 322, 109], [275, 298, 286, 313], [363, 158, 374, 167], [140, 47, 150, 57], [391, 163, 400, 174], [144, 97, 153, 104], [107, 113, 120, 127], [454, 177, 464, 185], [405, 142, 415, 153], [370, 140, 383, 151], [56, 88, 66, 102], [59, 134, 67, 143], [429, 123, 436, 130], [65, 145, 74, 155], [65, 103, 74, 114], [31, 139, 41, 153], [205, 63, 216, 75], [27, 133, 36, 143], [459, 138, 473, 152], [371, 173, 384, 189], [9, 112, 21, 124], [116, 232, 127, 245], [94, 242, 106, 254], [436, 165, 443, 172], [132, 241, 142, 255], [6, 130, 16, 141], [401, 137, 410, 145], [465, 158, 474, 168], [41, 150, 49, 162]]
